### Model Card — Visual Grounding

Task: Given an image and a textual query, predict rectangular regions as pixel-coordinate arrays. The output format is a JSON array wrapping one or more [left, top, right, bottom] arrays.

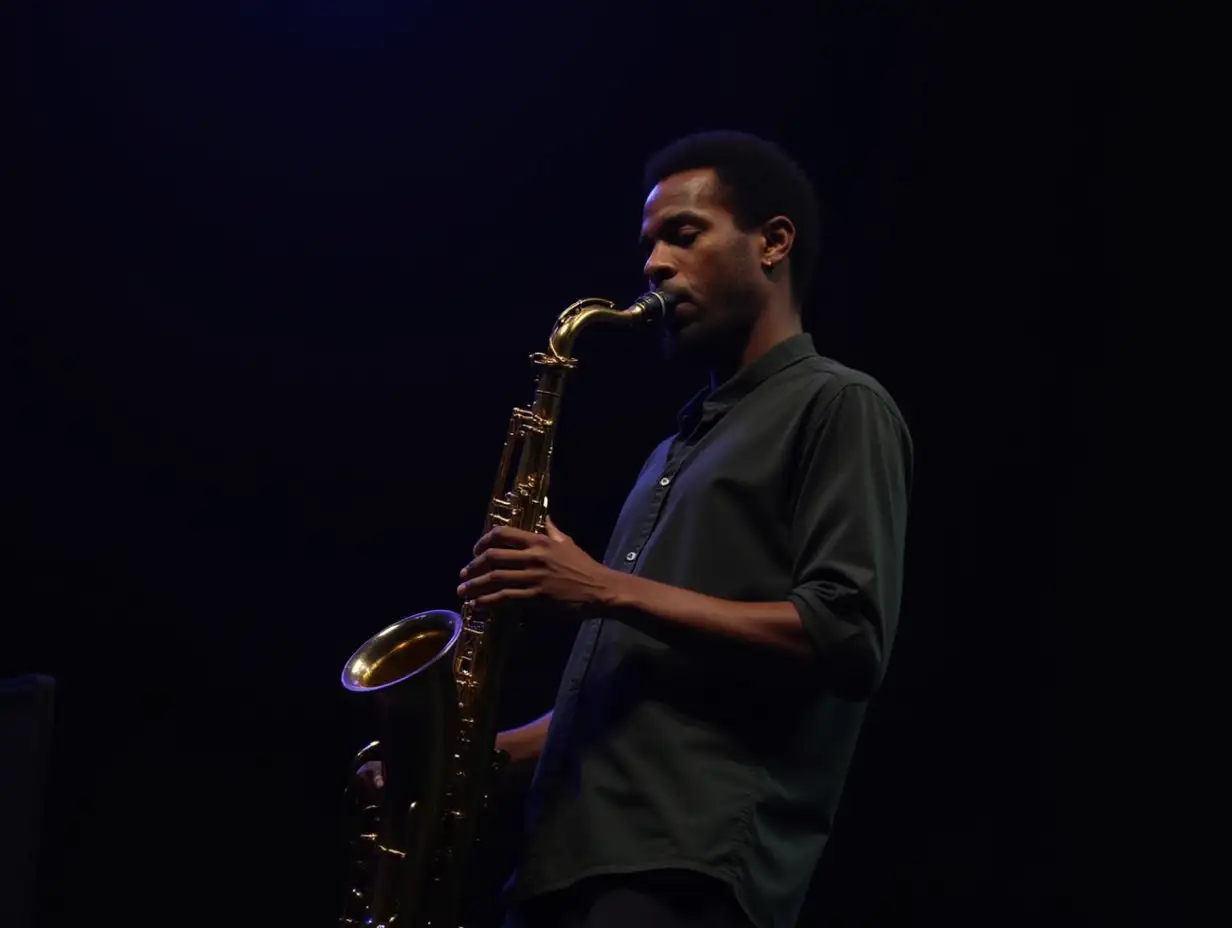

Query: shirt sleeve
[[785, 382, 913, 698]]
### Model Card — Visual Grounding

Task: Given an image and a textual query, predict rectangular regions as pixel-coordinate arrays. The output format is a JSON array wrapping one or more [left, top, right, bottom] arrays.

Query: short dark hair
[[643, 130, 821, 306]]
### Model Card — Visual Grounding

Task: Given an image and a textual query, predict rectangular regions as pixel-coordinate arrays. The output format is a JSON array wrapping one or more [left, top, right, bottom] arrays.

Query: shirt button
[[625, 551, 637, 562], [659, 476, 672, 486]]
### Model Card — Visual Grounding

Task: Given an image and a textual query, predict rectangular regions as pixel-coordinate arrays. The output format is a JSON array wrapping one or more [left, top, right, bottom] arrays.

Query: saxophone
[[338, 289, 676, 928]]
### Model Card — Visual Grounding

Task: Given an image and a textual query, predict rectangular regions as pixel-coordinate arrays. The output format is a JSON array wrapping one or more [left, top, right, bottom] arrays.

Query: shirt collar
[[676, 333, 818, 435]]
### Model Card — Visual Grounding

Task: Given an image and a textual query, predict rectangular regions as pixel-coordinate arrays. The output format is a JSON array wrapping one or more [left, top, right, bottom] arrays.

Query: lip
[[668, 301, 697, 332]]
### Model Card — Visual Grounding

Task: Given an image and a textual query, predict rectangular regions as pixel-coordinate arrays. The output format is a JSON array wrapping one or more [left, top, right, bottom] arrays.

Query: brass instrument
[[339, 289, 676, 928]]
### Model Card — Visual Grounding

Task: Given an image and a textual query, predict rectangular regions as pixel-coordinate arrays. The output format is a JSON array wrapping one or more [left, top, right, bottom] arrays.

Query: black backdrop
[[11, 1, 1150, 925]]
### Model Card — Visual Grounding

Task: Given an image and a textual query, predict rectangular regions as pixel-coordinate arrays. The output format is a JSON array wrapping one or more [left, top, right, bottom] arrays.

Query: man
[[367, 130, 912, 928]]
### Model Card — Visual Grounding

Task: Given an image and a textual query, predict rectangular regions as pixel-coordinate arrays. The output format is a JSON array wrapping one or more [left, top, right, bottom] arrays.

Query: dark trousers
[[501, 869, 755, 928]]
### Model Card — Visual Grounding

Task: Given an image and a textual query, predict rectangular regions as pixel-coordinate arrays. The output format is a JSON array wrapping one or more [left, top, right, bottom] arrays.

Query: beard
[[658, 295, 756, 374]]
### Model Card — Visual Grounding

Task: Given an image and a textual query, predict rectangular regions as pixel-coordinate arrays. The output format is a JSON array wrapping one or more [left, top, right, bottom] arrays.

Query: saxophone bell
[[339, 610, 463, 928]]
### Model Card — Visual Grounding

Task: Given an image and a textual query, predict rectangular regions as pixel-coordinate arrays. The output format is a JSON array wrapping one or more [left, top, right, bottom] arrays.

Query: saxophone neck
[[541, 290, 675, 365]]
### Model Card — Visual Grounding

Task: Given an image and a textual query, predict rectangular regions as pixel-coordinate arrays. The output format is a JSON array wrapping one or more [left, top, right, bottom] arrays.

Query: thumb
[[545, 516, 568, 542]]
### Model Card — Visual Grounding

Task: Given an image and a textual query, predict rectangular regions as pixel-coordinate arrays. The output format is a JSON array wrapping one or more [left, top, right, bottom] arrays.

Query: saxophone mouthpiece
[[630, 289, 680, 323]]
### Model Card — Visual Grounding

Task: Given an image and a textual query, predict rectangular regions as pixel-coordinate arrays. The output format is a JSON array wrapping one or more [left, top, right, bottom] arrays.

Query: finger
[[458, 568, 540, 599], [455, 569, 527, 596], [545, 517, 567, 542], [475, 526, 520, 556], [474, 587, 538, 607], [460, 547, 538, 580], [478, 525, 544, 555]]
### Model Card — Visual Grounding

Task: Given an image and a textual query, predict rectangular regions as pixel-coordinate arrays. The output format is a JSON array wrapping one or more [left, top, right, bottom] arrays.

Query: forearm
[[604, 570, 816, 662], [503, 709, 553, 746]]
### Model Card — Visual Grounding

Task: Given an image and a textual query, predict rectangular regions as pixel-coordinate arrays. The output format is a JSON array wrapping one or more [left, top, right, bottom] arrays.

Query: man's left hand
[[458, 517, 619, 616]]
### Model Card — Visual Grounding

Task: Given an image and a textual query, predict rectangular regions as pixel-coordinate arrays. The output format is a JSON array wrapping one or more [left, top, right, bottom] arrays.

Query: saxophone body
[[339, 290, 675, 928]]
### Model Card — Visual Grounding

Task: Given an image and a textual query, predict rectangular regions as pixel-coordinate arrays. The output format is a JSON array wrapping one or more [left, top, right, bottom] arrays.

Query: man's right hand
[[353, 711, 549, 799]]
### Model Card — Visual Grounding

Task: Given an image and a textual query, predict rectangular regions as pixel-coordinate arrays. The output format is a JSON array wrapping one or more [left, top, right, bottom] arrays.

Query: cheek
[[695, 246, 741, 291], [709, 249, 760, 302]]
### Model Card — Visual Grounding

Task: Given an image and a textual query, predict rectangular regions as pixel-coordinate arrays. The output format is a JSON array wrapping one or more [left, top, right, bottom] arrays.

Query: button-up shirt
[[504, 333, 913, 928]]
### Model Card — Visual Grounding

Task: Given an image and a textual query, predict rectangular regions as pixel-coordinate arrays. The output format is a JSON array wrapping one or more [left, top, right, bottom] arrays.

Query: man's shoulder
[[799, 355, 906, 423]]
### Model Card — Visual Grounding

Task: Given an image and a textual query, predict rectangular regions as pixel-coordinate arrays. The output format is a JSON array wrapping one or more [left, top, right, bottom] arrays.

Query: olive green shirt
[[504, 333, 913, 928]]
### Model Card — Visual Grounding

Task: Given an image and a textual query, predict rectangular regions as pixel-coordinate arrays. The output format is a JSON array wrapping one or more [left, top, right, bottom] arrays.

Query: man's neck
[[709, 308, 803, 387]]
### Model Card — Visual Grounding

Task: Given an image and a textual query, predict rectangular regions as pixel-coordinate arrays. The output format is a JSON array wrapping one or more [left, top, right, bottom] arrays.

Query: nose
[[643, 243, 675, 288]]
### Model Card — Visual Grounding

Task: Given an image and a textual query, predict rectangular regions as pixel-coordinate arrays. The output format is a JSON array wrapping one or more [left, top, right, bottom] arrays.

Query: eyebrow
[[638, 209, 709, 252]]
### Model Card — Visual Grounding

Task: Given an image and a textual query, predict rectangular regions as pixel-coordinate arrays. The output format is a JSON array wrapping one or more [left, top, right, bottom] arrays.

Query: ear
[[760, 215, 796, 271]]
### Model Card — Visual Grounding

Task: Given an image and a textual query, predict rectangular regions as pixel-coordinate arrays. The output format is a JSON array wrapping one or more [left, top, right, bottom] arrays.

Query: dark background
[[10, 1, 1150, 925]]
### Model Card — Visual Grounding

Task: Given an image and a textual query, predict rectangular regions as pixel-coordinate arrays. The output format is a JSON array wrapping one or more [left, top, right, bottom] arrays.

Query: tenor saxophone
[[338, 289, 676, 928]]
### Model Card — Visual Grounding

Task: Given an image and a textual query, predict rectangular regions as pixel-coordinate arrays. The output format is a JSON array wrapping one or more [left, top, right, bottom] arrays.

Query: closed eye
[[638, 211, 710, 255]]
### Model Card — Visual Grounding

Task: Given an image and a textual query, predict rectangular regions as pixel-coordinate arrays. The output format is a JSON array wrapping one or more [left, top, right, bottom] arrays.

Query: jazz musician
[[365, 130, 913, 928]]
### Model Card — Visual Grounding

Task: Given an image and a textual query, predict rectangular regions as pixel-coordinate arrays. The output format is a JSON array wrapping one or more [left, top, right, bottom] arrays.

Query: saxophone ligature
[[338, 288, 676, 928]]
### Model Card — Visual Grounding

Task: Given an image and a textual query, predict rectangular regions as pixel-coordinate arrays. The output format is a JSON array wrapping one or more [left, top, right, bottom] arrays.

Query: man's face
[[639, 168, 766, 363]]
